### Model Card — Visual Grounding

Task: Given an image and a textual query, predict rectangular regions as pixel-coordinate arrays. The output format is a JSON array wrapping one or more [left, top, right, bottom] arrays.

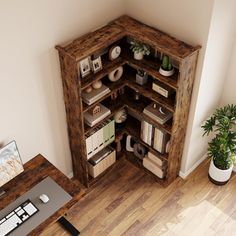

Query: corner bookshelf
[[56, 15, 201, 187]]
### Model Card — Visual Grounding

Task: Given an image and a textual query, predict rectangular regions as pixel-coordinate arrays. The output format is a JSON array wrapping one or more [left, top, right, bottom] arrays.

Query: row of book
[[85, 119, 115, 160], [140, 120, 169, 154]]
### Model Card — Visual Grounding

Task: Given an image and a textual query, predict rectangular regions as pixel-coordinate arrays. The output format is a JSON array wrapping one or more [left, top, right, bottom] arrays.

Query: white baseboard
[[179, 154, 207, 179], [67, 172, 74, 179], [233, 165, 236, 173]]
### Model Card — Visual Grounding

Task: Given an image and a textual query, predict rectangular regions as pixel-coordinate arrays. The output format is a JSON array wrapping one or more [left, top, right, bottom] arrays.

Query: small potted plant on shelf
[[159, 55, 174, 76], [130, 40, 150, 60], [202, 104, 236, 185]]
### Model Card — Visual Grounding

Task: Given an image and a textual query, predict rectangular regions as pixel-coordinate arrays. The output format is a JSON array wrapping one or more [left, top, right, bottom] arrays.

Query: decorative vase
[[159, 67, 174, 77], [134, 51, 144, 60], [208, 159, 233, 185]]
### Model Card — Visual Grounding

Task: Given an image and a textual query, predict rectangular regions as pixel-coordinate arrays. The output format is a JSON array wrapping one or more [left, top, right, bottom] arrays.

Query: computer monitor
[[0, 141, 24, 196]]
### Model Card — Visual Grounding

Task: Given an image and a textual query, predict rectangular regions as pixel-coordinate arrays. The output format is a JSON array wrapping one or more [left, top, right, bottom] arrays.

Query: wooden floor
[[41, 158, 236, 236]]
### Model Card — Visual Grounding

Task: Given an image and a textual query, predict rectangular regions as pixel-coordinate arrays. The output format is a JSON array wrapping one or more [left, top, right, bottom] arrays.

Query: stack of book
[[84, 104, 111, 127], [85, 119, 115, 160], [143, 103, 172, 125], [82, 84, 110, 105], [143, 151, 166, 178]]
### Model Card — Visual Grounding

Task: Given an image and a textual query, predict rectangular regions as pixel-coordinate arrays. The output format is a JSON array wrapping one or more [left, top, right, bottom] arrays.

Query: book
[[141, 121, 148, 144], [140, 121, 153, 146], [143, 103, 172, 125], [143, 157, 165, 178], [152, 80, 174, 98], [153, 128, 169, 154], [85, 134, 93, 160], [82, 84, 110, 105], [84, 104, 111, 127], [108, 119, 115, 143]]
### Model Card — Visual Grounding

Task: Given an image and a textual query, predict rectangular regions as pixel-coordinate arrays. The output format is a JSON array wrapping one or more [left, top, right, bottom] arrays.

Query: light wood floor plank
[[41, 158, 236, 236]]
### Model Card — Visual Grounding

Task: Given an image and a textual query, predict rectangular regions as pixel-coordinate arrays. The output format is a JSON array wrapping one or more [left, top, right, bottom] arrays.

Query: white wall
[[0, 0, 125, 176], [220, 25, 236, 173], [220, 39, 236, 105]]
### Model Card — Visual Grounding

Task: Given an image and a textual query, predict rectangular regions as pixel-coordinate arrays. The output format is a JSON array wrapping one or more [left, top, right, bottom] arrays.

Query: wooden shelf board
[[81, 58, 126, 90], [125, 77, 175, 113], [123, 51, 178, 90], [122, 92, 172, 134], [59, 24, 125, 61]]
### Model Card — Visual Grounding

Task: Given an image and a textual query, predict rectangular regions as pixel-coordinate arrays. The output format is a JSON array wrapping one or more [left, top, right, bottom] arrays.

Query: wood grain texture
[[0, 154, 85, 236], [56, 15, 201, 187], [41, 158, 236, 236], [113, 15, 200, 60], [57, 51, 88, 186], [57, 24, 125, 62], [167, 52, 199, 184]]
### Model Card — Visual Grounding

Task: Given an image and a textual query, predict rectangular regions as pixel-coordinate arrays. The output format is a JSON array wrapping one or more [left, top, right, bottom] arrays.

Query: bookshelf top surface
[[56, 15, 200, 61]]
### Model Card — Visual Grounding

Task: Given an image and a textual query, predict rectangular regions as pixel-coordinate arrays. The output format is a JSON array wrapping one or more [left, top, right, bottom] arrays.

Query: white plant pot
[[159, 67, 174, 77], [134, 52, 144, 60], [208, 159, 233, 185]]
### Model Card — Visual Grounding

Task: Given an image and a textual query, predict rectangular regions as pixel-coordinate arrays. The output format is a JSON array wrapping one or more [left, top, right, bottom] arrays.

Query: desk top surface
[[0, 154, 85, 235]]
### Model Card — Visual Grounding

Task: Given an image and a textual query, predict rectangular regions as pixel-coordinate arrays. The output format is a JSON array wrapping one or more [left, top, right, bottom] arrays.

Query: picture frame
[[79, 57, 91, 78], [92, 56, 102, 73], [0, 140, 24, 188]]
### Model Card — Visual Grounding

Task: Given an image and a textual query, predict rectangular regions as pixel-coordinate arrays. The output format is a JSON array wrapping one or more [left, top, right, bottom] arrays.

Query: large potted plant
[[202, 104, 236, 185], [130, 40, 150, 60]]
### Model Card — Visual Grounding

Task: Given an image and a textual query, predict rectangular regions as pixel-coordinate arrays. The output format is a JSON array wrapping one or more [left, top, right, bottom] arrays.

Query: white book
[[141, 121, 149, 143], [153, 128, 166, 153], [147, 123, 153, 146], [153, 128, 159, 151], [108, 120, 115, 143], [86, 134, 93, 160], [103, 121, 110, 146], [96, 127, 104, 153], [92, 128, 100, 155]]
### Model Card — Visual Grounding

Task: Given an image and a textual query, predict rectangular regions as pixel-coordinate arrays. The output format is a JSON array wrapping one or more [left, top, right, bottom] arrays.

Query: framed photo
[[79, 57, 91, 78], [92, 56, 102, 73], [0, 140, 24, 187]]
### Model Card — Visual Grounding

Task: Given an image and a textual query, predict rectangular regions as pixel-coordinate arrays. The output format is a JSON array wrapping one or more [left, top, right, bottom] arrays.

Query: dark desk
[[0, 154, 85, 235]]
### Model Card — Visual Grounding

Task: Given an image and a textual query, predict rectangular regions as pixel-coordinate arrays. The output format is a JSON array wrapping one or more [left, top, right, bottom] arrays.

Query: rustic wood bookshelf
[[56, 15, 200, 187]]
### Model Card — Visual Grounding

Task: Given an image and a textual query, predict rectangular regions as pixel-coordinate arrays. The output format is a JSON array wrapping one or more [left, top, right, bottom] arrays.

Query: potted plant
[[159, 55, 174, 76], [202, 104, 236, 185], [130, 40, 150, 60]]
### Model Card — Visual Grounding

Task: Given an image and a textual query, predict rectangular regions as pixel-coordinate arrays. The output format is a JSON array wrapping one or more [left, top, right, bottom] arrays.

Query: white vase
[[208, 159, 233, 185], [159, 67, 175, 77], [134, 52, 144, 60]]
